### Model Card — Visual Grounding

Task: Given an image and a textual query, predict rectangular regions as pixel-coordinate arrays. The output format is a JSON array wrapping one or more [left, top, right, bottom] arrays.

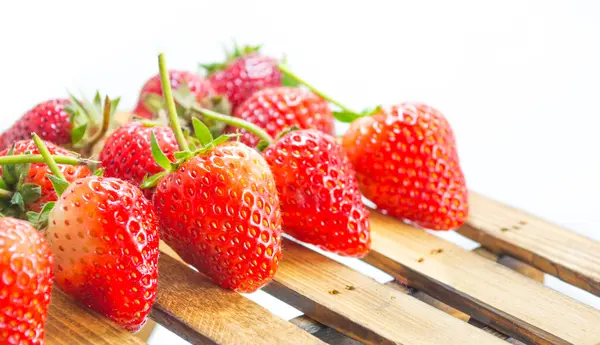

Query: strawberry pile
[[0, 44, 468, 343]]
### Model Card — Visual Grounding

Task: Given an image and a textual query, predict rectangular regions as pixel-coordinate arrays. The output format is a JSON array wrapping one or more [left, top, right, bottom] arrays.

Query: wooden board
[[472, 247, 545, 283], [364, 211, 600, 345], [460, 191, 600, 296], [151, 253, 324, 345], [290, 316, 362, 345], [263, 240, 506, 345], [46, 289, 145, 345]]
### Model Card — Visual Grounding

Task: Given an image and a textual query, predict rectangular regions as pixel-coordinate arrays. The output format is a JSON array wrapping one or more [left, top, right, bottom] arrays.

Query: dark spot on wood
[[345, 285, 355, 291], [417, 257, 424, 263], [512, 226, 520, 230], [328, 289, 340, 295], [500, 227, 509, 232]]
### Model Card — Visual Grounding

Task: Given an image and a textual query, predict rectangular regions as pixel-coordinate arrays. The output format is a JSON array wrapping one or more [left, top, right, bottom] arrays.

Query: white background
[[1, 1, 599, 343]]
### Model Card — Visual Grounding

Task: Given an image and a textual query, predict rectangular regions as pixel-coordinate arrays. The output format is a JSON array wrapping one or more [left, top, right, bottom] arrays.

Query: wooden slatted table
[[41, 114, 600, 344], [45, 192, 600, 345]]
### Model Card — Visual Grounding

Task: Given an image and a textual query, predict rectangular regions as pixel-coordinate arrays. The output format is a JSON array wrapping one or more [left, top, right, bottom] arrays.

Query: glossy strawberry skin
[[232, 87, 334, 147], [0, 140, 92, 212], [1, 99, 72, 151], [153, 142, 282, 293], [342, 103, 468, 231], [47, 176, 159, 332], [209, 54, 282, 111], [263, 130, 371, 257], [100, 122, 177, 198], [134, 70, 213, 119], [0, 217, 53, 345]]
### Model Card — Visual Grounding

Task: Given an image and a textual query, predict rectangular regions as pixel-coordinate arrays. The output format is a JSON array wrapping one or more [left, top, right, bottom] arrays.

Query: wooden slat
[[287, 243, 548, 344], [263, 240, 506, 345], [46, 289, 145, 345], [472, 247, 545, 283], [390, 248, 543, 324], [364, 211, 600, 345], [460, 191, 600, 296], [290, 316, 363, 345], [152, 253, 325, 345]]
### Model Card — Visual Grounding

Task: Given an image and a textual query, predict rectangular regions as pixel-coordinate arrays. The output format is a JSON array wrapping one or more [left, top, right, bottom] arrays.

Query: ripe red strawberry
[[133, 70, 214, 119], [99, 122, 177, 198], [47, 175, 159, 331], [0, 217, 53, 345], [153, 141, 283, 292], [0, 94, 119, 152], [341, 103, 468, 230], [0, 140, 92, 216], [148, 52, 283, 293], [204, 46, 282, 111], [263, 129, 370, 257], [232, 87, 334, 147], [1, 99, 71, 151]]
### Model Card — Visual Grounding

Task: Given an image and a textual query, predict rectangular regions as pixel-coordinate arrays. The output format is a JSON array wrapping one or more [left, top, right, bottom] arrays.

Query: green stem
[[0, 155, 93, 166], [191, 106, 274, 144], [158, 53, 190, 152], [0, 188, 13, 199], [32, 134, 66, 181], [277, 64, 358, 115], [83, 95, 112, 153]]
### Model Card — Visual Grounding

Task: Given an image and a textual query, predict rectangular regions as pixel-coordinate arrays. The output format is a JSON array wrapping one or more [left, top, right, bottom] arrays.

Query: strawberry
[[201, 44, 282, 111], [27, 134, 160, 332], [1, 99, 71, 151], [0, 140, 92, 217], [47, 175, 159, 331], [153, 141, 282, 292], [99, 122, 177, 198], [133, 70, 214, 119], [231, 87, 334, 147], [0, 217, 53, 345], [145, 53, 283, 293], [262, 129, 371, 257], [341, 103, 468, 230], [277, 66, 469, 230], [0, 94, 119, 153]]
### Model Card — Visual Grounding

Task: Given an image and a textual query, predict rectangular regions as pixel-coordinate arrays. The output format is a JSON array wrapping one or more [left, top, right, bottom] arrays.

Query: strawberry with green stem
[[99, 121, 178, 199], [0, 140, 93, 219], [185, 106, 371, 257], [0, 93, 120, 155], [31, 134, 159, 332], [134, 70, 232, 137], [142, 53, 283, 292], [277, 66, 469, 231], [133, 70, 218, 116], [0, 217, 53, 345], [201, 44, 285, 111]]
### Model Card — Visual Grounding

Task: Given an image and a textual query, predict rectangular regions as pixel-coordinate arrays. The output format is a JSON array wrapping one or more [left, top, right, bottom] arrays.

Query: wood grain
[[263, 240, 506, 345], [365, 211, 600, 345], [152, 253, 324, 345], [46, 289, 145, 345], [460, 191, 600, 296]]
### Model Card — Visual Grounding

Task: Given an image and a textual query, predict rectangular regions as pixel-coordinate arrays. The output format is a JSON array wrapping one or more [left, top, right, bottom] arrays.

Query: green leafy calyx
[[141, 120, 237, 189], [0, 147, 41, 219], [65, 91, 121, 151]]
